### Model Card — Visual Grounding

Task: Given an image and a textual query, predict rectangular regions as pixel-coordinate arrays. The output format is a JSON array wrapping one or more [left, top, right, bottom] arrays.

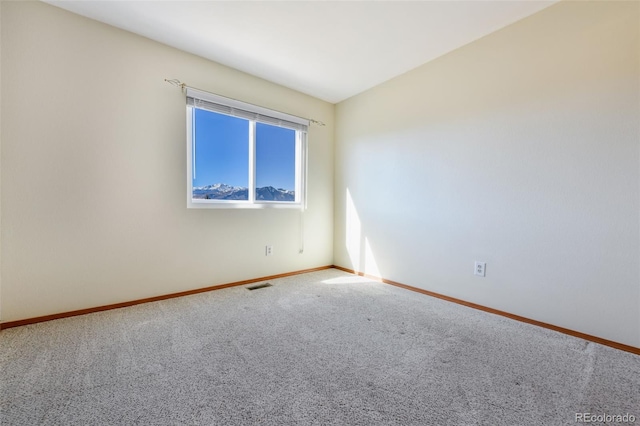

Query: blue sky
[[193, 109, 295, 190]]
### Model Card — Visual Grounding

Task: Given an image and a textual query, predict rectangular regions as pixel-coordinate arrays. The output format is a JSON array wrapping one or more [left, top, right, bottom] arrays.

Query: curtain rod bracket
[[164, 78, 186, 91]]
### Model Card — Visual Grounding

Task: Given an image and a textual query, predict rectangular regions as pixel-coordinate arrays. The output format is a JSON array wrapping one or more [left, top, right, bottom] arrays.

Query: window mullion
[[295, 131, 301, 204], [248, 120, 256, 203], [300, 132, 308, 209]]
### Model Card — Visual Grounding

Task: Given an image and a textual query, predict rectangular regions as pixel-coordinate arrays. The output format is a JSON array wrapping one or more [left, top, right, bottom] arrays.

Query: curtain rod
[[164, 78, 326, 127]]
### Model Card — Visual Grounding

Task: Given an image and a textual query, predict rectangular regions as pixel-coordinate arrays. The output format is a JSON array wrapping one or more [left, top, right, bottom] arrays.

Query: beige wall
[[335, 1, 640, 347], [2, 0, 639, 349], [0, 1, 334, 322], [0, 0, 3, 321]]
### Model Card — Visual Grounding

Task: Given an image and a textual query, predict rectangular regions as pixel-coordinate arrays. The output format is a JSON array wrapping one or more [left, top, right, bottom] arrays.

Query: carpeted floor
[[1, 268, 639, 425]]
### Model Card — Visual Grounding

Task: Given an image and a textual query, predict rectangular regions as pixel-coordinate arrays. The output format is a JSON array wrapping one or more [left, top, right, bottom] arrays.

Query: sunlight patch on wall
[[346, 188, 362, 271], [364, 237, 381, 278], [345, 188, 381, 277]]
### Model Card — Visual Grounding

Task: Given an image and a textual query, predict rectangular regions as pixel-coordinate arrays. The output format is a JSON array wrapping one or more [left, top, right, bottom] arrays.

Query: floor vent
[[247, 283, 273, 291]]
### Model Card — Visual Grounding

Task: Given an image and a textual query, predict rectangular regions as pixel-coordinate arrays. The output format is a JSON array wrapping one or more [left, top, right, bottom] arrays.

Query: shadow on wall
[[345, 188, 381, 278]]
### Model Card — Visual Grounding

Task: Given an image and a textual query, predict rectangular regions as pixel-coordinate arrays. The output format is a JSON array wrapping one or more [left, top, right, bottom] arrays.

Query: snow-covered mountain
[[193, 184, 294, 201], [195, 183, 244, 193], [256, 186, 295, 201]]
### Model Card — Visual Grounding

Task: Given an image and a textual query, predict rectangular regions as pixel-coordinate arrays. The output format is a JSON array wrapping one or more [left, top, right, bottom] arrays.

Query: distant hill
[[193, 183, 294, 201]]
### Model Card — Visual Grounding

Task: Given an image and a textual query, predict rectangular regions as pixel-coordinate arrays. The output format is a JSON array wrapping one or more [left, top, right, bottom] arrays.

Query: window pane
[[255, 123, 296, 202], [192, 109, 249, 200]]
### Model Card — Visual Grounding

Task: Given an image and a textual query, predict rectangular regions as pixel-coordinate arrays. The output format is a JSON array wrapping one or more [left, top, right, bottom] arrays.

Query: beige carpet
[[1, 269, 639, 425]]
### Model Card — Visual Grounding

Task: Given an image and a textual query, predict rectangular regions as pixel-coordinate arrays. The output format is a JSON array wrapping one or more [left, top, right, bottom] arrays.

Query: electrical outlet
[[265, 245, 273, 256], [474, 261, 486, 277]]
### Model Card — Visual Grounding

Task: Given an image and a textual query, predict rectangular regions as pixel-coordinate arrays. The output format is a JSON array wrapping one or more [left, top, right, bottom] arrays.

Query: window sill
[[187, 200, 304, 209]]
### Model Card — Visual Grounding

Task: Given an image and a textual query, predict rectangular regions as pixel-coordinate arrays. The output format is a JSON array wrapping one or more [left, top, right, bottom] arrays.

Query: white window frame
[[186, 88, 308, 210]]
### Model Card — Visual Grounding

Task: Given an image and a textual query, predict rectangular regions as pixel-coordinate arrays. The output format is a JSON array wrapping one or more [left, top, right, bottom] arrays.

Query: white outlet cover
[[474, 261, 486, 277]]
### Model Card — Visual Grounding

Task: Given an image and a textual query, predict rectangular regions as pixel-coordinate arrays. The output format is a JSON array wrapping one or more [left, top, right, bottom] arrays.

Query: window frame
[[185, 88, 308, 210]]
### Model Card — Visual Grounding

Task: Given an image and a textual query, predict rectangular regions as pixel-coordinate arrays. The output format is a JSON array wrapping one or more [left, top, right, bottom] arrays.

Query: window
[[186, 88, 308, 209]]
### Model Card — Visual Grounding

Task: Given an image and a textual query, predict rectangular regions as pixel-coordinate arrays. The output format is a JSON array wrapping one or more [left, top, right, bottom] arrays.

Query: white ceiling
[[45, 0, 557, 104]]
